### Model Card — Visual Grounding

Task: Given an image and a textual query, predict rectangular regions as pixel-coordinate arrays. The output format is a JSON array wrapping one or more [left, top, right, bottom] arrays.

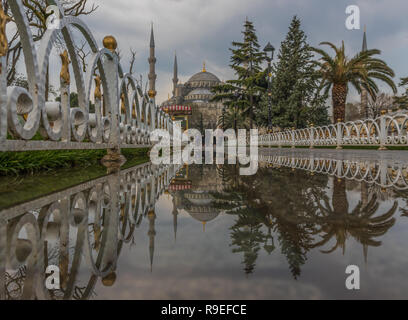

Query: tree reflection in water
[[311, 179, 398, 260], [0, 158, 405, 299], [214, 164, 400, 279]]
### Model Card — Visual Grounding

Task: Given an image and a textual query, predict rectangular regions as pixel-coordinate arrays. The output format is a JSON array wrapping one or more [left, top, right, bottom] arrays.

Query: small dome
[[187, 71, 221, 84], [187, 207, 220, 223], [188, 88, 213, 96], [185, 191, 214, 206]]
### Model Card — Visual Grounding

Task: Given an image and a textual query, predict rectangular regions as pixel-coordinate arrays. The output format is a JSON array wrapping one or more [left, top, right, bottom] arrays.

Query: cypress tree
[[212, 19, 267, 128], [260, 16, 328, 129]]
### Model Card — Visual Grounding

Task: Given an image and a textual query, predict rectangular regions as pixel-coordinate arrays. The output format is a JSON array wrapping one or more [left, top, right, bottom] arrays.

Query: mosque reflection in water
[[1, 151, 408, 299]]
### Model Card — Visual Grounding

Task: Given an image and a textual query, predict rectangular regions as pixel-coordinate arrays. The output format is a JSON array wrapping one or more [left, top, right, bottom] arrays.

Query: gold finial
[[132, 101, 137, 119], [0, 3, 11, 59], [60, 50, 71, 85], [94, 75, 102, 100], [102, 272, 117, 287], [202, 61, 206, 73], [148, 89, 156, 99], [120, 92, 126, 114], [202, 221, 206, 232], [148, 210, 156, 218], [103, 35, 118, 53]]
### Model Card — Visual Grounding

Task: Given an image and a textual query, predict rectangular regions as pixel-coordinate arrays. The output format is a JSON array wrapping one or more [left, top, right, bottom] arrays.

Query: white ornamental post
[[379, 110, 388, 151], [309, 124, 314, 149], [336, 119, 343, 150]]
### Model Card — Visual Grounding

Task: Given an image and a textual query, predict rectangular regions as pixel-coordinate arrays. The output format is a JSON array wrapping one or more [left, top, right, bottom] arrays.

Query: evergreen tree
[[212, 19, 267, 128], [394, 77, 408, 109], [230, 209, 267, 276], [258, 16, 328, 129]]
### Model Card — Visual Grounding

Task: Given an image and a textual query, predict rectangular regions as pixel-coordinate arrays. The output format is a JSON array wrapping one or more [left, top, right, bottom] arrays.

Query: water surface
[[1, 149, 408, 300]]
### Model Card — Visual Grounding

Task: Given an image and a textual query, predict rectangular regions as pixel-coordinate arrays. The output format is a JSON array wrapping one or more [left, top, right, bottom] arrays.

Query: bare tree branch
[[5, 0, 98, 85], [368, 93, 394, 118], [75, 41, 90, 73], [129, 48, 137, 75]]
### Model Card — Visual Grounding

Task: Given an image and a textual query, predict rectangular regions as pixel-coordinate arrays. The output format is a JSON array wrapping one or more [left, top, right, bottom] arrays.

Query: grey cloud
[[84, 0, 408, 103]]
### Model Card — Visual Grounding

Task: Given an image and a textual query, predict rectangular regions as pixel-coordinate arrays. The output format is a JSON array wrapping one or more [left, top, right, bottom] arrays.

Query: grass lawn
[[0, 148, 150, 209], [0, 148, 150, 176]]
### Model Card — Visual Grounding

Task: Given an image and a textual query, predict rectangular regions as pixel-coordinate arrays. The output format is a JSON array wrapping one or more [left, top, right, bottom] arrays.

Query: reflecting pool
[[1, 149, 408, 300]]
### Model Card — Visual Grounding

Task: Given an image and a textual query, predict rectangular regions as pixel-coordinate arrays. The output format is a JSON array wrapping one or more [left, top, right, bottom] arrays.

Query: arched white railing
[[0, 161, 182, 300], [259, 151, 408, 190], [0, 0, 173, 152], [259, 112, 408, 150]]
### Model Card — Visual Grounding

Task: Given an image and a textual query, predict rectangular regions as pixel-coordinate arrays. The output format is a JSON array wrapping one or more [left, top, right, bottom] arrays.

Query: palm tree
[[311, 179, 398, 261], [312, 41, 397, 122]]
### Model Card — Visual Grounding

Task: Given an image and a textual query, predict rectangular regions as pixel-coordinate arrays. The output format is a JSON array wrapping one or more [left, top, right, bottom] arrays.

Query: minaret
[[148, 24, 157, 100], [147, 209, 156, 272], [172, 193, 182, 241], [172, 201, 178, 241], [362, 25, 367, 52], [361, 26, 368, 119], [172, 53, 178, 97]]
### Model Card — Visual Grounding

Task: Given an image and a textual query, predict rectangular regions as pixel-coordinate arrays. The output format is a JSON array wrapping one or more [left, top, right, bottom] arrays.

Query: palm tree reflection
[[311, 179, 398, 260], [216, 165, 399, 279]]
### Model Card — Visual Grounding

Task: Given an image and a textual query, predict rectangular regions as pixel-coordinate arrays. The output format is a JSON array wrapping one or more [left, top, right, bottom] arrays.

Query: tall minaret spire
[[362, 25, 368, 52], [172, 202, 178, 241], [147, 209, 157, 272], [148, 23, 157, 100], [172, 52, 178, 97], [361, 25, 368, 119]]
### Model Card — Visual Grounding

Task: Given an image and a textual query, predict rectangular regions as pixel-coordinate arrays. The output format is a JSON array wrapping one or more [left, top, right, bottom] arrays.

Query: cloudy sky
[[84, 0, 408, 104]]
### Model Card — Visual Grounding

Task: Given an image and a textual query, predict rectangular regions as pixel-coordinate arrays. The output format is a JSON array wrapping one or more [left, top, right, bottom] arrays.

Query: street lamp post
[[222, 107, 226, 130], [264, 42, 275, 132], [234, 90, 240, 135]]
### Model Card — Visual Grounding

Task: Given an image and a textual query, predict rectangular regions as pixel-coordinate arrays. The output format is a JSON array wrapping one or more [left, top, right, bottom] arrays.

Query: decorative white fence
[[259, 150, 408, 190], [259, 111, 408, 149], [0, 0, 173, 152], [0, 162, 181, 299]]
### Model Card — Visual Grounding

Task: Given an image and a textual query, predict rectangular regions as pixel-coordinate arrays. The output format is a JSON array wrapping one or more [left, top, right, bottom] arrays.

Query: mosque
[[160, 55, 225, 131], [168, 165, 225, 237]]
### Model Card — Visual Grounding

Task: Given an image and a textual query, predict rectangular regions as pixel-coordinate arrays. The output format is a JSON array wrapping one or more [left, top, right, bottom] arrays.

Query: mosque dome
[[186, 62, 221, 89], [187, 206, 220, 223], [185, 88, 214, 102], [187, 71, 221, 84], [188, 88, 213, 96], [184, 191, 214, 206]]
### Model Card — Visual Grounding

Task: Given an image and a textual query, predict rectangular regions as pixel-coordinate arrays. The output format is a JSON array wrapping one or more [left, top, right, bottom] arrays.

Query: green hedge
[[0, 148, 150, 175]]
